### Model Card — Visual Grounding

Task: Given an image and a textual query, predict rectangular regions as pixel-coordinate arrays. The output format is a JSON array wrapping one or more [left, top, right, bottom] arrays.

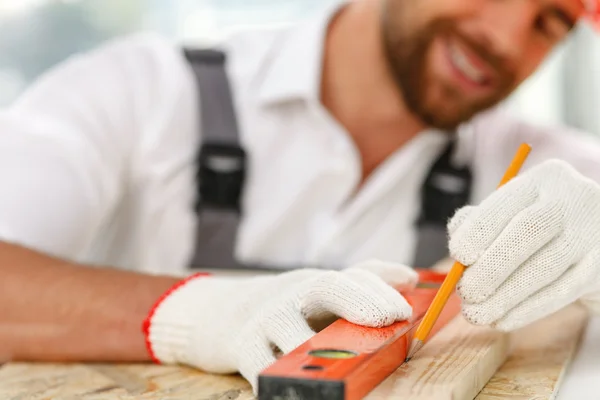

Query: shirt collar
[[257, 1, 348, 105]]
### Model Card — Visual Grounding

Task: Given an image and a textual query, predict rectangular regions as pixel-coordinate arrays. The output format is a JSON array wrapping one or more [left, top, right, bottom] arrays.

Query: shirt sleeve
[[0, 33, 194, 261]]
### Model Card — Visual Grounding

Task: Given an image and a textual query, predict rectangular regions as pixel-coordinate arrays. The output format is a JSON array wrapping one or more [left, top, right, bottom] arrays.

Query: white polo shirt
[[1, 1, 600, 278]]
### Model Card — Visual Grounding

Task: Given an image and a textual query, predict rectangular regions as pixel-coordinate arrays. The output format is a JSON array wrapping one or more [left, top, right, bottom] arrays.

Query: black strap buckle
[[196, 142, 246, 213]]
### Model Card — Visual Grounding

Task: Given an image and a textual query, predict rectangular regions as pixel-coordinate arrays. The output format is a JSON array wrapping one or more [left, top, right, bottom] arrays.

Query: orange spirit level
[[258, 270, 461, 400]]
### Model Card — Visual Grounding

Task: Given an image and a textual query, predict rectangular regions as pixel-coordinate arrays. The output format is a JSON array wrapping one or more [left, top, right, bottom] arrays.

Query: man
[[1, 0, 600, 393]]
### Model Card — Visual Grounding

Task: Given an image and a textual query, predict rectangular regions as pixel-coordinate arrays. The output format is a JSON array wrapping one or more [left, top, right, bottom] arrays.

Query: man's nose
[[477, 0, 539, 62]]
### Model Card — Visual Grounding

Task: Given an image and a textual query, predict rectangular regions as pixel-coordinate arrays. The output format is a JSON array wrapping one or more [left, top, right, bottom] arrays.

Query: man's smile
[[445, 35, 494, 87]]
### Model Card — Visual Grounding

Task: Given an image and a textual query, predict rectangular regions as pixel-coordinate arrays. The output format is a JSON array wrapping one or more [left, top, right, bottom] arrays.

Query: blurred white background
[[0, 0, 599, 135]]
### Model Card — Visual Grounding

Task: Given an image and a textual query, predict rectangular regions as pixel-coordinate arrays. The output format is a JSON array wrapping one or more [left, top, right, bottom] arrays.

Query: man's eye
[[535, 9, 575, 41]]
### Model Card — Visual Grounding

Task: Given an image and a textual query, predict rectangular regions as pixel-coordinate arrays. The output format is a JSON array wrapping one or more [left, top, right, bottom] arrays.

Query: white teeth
[[449, 41, 486, 84]]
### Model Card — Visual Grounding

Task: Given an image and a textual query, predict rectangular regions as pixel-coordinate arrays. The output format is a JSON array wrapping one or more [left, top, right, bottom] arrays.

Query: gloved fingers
[[448, 178, 537, 267], [461, 235, 573, 326], [262, 306, 316, 354], [457, 200, 563, 303], [235, 335, 277, 394], [347, 258, 419, 288], [302, 270, 412, 328], [491, 250, 600, 331], [447, 205, 476, 236], [344, 266, 415, 303], [344, 267, 416, 315]]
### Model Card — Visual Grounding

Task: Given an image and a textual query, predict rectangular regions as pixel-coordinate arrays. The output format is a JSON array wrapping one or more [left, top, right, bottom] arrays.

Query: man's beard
[[381, 18, 515, 131]]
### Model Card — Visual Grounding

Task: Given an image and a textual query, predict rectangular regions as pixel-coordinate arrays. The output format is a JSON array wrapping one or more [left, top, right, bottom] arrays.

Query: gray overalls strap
[[183, 48, 472, 270], [185, 48, 247, 270]]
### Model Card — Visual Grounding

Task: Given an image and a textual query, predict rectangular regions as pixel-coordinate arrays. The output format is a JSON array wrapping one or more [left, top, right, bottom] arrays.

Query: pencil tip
[[406, 339, 424, 362]]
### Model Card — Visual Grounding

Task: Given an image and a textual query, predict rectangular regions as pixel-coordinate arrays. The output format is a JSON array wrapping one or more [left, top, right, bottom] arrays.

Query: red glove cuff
[[142, 272, 211, 364]]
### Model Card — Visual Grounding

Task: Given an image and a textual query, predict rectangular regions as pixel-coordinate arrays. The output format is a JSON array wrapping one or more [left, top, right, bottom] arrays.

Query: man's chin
[[413, 95, 506, 131], [412, 106, 476, 132], [396, 74, 507, 131]]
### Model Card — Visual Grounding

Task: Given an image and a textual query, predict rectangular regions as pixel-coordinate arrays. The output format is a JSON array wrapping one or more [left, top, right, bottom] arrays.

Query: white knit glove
[[448, 159, 600, 331], [143, 260, 417, 392]]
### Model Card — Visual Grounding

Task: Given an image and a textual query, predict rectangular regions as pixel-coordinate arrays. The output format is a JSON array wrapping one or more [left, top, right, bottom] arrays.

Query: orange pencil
[[406, 142, 532, 361]]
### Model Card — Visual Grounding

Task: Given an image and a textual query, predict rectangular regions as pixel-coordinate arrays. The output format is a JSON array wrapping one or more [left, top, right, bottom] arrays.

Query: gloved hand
[[143, 260, 418, 392], [448, 159, 600, 331]]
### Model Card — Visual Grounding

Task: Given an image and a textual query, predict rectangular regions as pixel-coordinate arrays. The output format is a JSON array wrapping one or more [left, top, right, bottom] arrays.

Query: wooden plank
[[366, 303, 587, 400], [365, 315, 509, 400], [476, 302, 589, 400], [0, 306, 587, 400]]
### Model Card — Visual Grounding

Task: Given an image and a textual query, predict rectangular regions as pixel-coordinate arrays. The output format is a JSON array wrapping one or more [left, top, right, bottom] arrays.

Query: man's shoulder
[[77, 31, 183, 66]]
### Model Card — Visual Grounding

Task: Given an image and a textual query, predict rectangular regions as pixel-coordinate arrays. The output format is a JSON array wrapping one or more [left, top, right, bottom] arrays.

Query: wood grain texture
[[0, 304, 587, 400], [365, 303, 588, 400], [365, 315, 509, 400], [0, 363, 254, 400], [476, 303, 589, 400]]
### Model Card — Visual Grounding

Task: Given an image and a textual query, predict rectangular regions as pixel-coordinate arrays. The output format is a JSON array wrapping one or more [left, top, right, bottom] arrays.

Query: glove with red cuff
[[142, 260, 418, 392]]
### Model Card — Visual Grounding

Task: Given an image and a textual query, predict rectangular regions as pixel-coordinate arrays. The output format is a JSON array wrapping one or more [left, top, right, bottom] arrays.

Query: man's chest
[[191, 83, 458, 271]]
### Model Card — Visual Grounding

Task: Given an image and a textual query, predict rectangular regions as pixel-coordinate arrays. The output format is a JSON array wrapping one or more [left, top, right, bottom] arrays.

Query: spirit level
[[258, 270, 461, 400]]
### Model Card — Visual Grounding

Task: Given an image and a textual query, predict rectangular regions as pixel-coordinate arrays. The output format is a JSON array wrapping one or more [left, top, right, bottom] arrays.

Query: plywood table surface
[[0, 303, 588, 400]]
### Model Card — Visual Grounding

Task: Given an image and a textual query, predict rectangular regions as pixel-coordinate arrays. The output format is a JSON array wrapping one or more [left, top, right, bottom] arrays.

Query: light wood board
[[476, 302, 588, 400], [365, 303, 587, 400], [0, 304, 587, 400], [365, 315, 509, 399]]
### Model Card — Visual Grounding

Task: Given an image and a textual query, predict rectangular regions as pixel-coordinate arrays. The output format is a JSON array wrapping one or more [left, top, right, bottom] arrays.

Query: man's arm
[[0, 240, 180, 363], [0, 238, 421, 394], [0, 34, 198, 362]]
